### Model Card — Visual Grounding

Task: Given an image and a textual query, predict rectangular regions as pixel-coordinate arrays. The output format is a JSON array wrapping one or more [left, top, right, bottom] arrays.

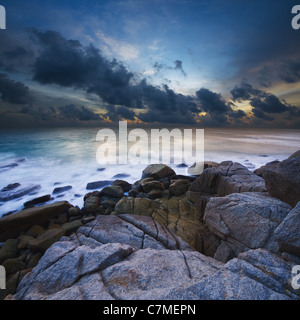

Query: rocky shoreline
[[0, 151, 299, 300]]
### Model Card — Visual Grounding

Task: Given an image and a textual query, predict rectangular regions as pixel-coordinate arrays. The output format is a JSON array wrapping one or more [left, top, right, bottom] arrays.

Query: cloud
[[278, 59, 300, 84], [96, 31, 140, 61], [0, 26, 299, 128], [58, 104, 100, 121], [196, 88, 231, 114], [0, 73, 33, 104], [103, 105, 136, 121], [29, 29, 198, 119], [227, 109, 247, 119], [138, 108, 197, 124], [174, 60, 187, 77], [231, 80, 299, 120], [231, 80, 261, 103], [195, 87, 249, 125], [153, 60, 187, 77]]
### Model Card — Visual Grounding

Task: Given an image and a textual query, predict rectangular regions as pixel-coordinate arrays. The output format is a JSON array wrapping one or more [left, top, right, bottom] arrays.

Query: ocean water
[[0, 126, 299, 216]]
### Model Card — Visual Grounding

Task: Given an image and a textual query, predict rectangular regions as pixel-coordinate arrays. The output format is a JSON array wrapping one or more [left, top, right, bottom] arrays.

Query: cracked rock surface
[[14, 214, 299, 300]]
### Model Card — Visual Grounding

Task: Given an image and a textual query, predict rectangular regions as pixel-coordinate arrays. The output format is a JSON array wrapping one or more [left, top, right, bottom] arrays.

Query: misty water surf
[[0, 127, 299, 216]]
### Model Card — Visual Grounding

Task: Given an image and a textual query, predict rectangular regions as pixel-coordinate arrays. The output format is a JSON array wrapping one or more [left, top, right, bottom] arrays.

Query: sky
[[0, 0, 300, 128]]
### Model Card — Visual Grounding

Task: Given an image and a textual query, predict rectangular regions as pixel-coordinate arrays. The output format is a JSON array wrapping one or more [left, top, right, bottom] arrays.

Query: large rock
[[115, 196, 203, 251], [142, 164, 175, 180], [23, 195, 51, 208], [187, 161, 267, 203], [187, 161, 219, 175], [162, 249, 299, 300], [0, 239, 18, 264], [169, 179, 190, 196], [275, 201, 300, 257], [86, 180, 113, 190], [262, 151, 300, 207], [14, 214, 222, 300], [28, 228, 66, 252], [0, 202, 71, 241], [14, 215, 299, 300], [83, 195, 100, 213], [0, 184, 41, 202], [203, 192, 291, 261], [99, 185, 124, 198]]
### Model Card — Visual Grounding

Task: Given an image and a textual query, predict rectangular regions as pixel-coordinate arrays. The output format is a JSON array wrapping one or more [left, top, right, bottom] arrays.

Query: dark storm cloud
[[195, 88, 245, 125], [278, 60, 300, 84], [231, 80, 299, 120], [227, 109, 247, 119], [103, 105, 136, 121], [58, 104, 100, 121], [0, 29, 37, 73], [138, 109, 197, 124], [196, 88, 231, 114], [30, 29, 195, 115], [231, 80, 261, 103], [8, 103, 102, 127], [0, 73, 33, 104], [251, 108, 274, 121], [250, 95, 289, 114]]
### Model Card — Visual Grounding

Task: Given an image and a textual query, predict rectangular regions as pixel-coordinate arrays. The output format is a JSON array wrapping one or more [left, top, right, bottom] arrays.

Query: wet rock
[[28, 228, 66, 252], [128, 189, 138, 198], [203, 192, 291, 261], [83, 196, 100, 213], [131, 177, 153, 192], [100, 198, 120, 209], [0, 162, 18, 170], [67, 206, 81, 218], [142, 164, 175, 180], [1, 183, 21, 192], [23, 195, 51, 208], [254, 160, 280, 177], [115, 197, 158, 217], [61, 220, 83, 236], [187, 161, 267, 203], [147, 189, 163, 199], [52, 186, 72, 194], [26, 225, 44, 238], [112, 173, 130, 179], [169, 179, 190, 196], [2, 259, 26, 276], [111, 180, 132, 192], [99, 185, 124, 199], [141, 180, 164, 193], [86, 180, 113, 190], [176, 163, 188, 168], [0, 184, 41, 202], [27, 252, 43, 269], [262, 151, 300, 207], [187, 161, 219, 175], [275, 201, 300, 257], [17, 235, 33, 250], [0, 239, 19, 264], [0, 201, 71, 242]]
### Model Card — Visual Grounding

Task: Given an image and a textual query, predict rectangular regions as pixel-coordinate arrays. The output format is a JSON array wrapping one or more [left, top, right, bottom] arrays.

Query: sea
[[0, 126, 299, 217]]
